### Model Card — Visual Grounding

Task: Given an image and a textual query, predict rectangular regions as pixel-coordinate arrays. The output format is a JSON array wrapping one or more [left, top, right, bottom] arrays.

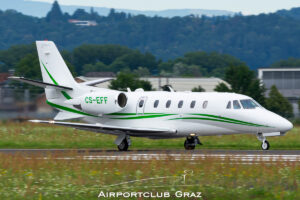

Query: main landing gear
[[257, 133, 270, 150], [184, 134, 202, 150], [115, 134, 131, 151]]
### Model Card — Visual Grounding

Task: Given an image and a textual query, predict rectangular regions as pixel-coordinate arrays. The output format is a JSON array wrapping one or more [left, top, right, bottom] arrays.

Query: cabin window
[[226, 101, 231, 109], [203, 101, 208, 109], [240, 99, 258, 109], [178, 100, 183, 108], [154, 100, 159, 108], [139, 100, 144, 108], [166, 100, 171, 108], [190, 100, 196, 108], [233, 100, 241, 109]]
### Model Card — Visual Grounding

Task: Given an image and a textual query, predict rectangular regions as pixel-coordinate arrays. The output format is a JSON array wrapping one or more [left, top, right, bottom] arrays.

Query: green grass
[[0, 153, 298, 200], [0, 122, 299, 199], [0, 122, 299, 149]]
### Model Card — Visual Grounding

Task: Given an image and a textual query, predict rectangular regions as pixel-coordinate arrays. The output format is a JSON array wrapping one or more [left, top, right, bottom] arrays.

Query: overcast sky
[[29, 0, 300, 15]]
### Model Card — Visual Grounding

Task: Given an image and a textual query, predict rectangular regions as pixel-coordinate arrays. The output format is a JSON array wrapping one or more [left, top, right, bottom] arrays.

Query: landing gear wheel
[[118, 139, 129, 151], [261, 140, 270, 150], [184, 140, 195, 150]]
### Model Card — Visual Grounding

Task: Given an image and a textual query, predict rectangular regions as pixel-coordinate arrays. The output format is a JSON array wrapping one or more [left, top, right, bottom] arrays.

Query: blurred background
[[1, 0, 300, 121]]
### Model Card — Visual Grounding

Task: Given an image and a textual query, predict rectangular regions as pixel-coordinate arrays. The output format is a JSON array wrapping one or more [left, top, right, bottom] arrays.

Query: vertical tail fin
[[36, 41, 76, 88], [36, 41, 77, 100]]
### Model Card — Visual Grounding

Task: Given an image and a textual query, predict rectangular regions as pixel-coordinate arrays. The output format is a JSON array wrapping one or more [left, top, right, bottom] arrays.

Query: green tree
[[0, 43, 36, 72], [214, 65, 265, 105], [109, 72, 152, 91], [214, 83, 231, 92], [172, 62, 205, 77], [265, 85, 293, 118], [12, 53, 42, 94], [271, 57, 300, 68], [192, 86, 205, 92], [81, 62, 109, 75], [133, 67, 151, 77], [14, 53, 76, 80], [46, 0, 64, 22], [15, 53, 41, 80], [176, 52, 244, 77]]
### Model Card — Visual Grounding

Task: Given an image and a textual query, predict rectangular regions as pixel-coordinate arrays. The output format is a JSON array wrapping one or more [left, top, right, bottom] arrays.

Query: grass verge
[[0, 122, 299, 149], [0, 152, 299, 200]]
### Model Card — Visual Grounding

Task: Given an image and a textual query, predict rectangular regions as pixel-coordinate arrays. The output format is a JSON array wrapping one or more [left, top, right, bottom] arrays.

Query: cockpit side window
[[253, 99, 263, 108], [240, 99, 259, 109], [233, 100, 241, 109], [226, 101, 231, 109]]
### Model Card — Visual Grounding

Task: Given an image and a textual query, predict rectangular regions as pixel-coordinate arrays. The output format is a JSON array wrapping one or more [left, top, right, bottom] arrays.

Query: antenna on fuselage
[[161, 84, 175, 92]]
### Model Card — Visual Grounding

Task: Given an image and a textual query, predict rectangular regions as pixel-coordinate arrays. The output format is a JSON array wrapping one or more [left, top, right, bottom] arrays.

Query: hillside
[[277, 7, 300, 21], [0, 0, 235, 18], [1, 2, 300, 69]]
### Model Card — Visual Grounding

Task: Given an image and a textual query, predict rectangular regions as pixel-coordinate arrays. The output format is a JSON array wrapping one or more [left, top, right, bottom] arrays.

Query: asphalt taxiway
[[0, 149, 299, 162]]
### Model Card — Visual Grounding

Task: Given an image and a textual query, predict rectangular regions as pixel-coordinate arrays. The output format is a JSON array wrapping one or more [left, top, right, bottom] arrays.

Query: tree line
[[1, 1, 300, 69], [0, 42, 294, 118], [0, 43, 244, 79]]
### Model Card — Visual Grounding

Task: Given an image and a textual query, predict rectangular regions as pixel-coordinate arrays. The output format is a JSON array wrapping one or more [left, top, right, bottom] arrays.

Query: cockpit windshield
[[240, 99, 259, 109]]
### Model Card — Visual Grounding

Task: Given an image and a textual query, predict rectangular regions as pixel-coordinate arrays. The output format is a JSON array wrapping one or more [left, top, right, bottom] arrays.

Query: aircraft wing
[[9, 76, 72, 90], [29, 120, 176, 136], [78, 78, 114, 86]]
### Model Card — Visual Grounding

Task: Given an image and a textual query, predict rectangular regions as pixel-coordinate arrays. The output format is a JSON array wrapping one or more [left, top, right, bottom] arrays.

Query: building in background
[[0, 72, 55, 119], [78, 76, 230, 92], [258, 68, 300, 116], [0, 72, 16, 111], [68, 19, 97, 26]]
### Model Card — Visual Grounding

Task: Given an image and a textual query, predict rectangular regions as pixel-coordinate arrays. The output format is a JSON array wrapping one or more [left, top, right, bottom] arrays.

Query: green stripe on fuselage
[[109, 114, 175, 120], [46, 101, 96, 117], [107, 113, 164, 116], [169, 117, 266, 127], [190, 114, 269, 127], [107, 112, 268, 127]]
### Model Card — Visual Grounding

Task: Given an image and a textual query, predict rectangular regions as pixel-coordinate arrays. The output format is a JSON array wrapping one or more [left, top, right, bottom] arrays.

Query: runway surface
[[0, 149, 299, 162]]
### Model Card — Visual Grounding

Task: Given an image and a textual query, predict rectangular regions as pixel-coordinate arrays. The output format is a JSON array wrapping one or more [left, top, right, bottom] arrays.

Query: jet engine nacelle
[[79, 91, 128, 115]]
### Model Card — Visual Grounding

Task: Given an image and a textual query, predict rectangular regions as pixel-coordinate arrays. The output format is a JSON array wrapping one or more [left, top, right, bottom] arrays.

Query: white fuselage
[[59, 87, 292, 139]]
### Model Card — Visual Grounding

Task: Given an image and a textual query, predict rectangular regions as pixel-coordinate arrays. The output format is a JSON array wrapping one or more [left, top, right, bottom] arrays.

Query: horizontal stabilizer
[[54, 111, 83, 121], [29, 120, 176, 135], [9, 76, 73, 90], [78, 78, 114, 86]]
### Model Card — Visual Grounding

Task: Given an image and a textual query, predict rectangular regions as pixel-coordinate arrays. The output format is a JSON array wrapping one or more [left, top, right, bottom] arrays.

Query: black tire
[[261, 140, 270, 150], [118, 139, 129, 151], [184, 140, 195, 150]]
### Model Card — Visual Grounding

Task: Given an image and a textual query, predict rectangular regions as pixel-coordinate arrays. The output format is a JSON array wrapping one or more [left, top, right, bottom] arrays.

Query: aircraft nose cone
[[279, 119, 293, 133]]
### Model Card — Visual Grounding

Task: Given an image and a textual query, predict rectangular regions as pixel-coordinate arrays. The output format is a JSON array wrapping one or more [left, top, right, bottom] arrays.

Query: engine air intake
[[118, 93, 127, 108]]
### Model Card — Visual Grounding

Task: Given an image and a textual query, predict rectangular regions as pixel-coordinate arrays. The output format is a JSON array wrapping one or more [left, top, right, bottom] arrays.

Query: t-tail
[[9, 41, 117, 120], [36, 41, 77, 101], [9, 41, 78, 102]]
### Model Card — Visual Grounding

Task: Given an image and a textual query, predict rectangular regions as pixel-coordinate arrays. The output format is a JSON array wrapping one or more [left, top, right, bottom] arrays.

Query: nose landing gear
[[257, 133, 270, 150], [184, 134, 202, 150], [261, 140, 270, 150]]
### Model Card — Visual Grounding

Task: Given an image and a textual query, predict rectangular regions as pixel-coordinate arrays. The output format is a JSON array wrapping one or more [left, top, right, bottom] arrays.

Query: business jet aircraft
[[9, 41, 293, 151]]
